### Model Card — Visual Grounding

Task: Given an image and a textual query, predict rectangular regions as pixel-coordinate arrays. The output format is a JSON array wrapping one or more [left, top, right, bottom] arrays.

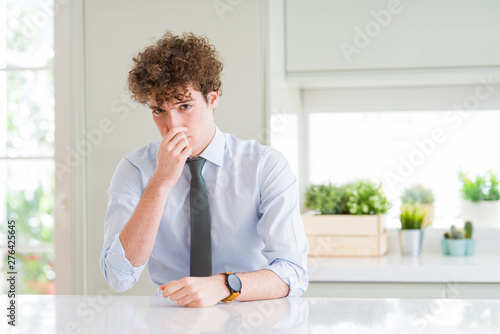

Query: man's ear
[[207, 91, 219, 110]]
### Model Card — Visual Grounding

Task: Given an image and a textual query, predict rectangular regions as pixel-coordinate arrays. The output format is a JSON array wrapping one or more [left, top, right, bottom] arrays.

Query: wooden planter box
[[302, 212, 388, 257]]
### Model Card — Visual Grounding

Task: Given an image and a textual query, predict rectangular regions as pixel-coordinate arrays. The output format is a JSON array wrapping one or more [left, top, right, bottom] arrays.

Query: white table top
[[2, 294, 500, 333], [306, 227, 500, 283], [308, 253, 500, 282]]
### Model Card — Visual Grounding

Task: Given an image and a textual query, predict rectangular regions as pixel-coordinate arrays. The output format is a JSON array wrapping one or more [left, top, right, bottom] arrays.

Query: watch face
[[227, 274, 242, 292]]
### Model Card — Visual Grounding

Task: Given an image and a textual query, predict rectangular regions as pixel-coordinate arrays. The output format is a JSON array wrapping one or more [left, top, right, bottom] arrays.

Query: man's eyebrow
[[148, 99, 194, 109]]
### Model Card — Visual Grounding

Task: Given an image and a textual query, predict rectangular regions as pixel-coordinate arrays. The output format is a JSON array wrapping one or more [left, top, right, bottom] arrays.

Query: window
[[307, 110, 500, 228], [270, 88, 500, 229], [1, 0, 55, 294]]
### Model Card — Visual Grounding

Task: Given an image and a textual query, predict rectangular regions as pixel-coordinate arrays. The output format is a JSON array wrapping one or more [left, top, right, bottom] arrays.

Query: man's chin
[[189, 148, 199, 158]]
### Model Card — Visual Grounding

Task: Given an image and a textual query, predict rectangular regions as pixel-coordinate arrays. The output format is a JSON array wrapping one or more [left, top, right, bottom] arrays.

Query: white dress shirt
[[100, 126, 309, 296]]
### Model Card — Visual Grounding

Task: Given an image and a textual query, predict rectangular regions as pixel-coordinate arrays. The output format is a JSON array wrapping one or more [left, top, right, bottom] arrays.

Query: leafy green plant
[[401, 184, 435, 204], [305, 180, 391, 215], [305, 184, 349, 214], [345, 180, 391, 215], [400, 204, 427, 229], [458, 170, 500, 202]]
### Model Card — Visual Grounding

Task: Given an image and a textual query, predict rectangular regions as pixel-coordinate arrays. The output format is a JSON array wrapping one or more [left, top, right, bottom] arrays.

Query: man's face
[[148, 86, 219, 157]]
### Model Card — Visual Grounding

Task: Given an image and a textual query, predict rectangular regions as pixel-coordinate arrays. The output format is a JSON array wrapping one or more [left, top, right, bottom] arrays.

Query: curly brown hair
[[128, 32, 223, 105]]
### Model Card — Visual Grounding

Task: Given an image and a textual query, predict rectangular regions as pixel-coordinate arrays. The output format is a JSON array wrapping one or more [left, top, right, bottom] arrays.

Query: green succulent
[[464, 221, 473, 239], [443, 222, 473, 239]]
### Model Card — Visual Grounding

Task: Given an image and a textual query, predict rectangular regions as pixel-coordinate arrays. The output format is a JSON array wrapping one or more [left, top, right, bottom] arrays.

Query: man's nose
[[166, 110, 183, 129]]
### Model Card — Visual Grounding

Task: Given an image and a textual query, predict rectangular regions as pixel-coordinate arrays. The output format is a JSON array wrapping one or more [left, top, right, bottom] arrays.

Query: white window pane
[[0, 71, 5, 157], [3, 70, 54, 157], [4, 0, 54, 68], [1, 159, 54, 247], [1, 252, 55, 295], [1, 159, 56, 295]]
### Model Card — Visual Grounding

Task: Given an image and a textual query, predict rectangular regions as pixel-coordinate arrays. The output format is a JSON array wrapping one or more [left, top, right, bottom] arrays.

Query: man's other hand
[[160, 275, 229, 308]]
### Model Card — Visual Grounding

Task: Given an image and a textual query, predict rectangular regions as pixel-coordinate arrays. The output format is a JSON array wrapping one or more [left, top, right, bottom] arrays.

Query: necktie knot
[[187, 157, 206, 178]]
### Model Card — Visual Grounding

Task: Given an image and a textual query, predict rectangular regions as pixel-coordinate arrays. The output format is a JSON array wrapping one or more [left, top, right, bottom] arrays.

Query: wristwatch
[[221, 272, 242, 303]]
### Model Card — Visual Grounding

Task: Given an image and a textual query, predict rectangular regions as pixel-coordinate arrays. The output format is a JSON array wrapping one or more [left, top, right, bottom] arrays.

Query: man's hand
[[154, 126, 193, 189], [160, 275, 229, 308]]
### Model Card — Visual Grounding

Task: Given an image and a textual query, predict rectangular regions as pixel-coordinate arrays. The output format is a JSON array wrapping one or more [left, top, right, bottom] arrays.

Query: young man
[[100, 32, 308, 307]]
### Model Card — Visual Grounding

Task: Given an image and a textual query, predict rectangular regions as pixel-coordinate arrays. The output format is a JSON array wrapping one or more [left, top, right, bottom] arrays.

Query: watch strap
[[221, 272, 240, 303]]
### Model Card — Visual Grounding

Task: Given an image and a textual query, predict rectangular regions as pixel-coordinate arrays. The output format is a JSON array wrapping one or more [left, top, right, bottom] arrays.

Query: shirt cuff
[[102, 234, 147, 291], [262, 258, 308, 298]]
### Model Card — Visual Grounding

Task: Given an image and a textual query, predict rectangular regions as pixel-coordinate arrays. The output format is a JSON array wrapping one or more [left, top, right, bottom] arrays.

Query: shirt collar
[[199, 126, 225, 167]]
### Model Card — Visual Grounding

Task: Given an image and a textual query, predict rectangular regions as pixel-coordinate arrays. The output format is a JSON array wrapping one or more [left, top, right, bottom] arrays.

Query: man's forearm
[[119, 177, 171, 267], [235, 269, 289, 301], [119, 126, 191, 267], [161, 268, 290, 307]]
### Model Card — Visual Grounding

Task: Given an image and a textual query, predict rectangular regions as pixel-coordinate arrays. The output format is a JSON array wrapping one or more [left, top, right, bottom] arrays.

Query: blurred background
[[1, 0, 500, 296]]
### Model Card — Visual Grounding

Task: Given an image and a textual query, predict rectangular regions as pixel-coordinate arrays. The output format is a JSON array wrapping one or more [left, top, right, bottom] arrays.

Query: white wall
[[83, 0, 266, 295], [285, 0, 500, 73]]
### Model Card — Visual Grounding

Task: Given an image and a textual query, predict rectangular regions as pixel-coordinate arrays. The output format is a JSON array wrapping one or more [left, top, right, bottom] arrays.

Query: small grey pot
[[399, 229, 424, 256]]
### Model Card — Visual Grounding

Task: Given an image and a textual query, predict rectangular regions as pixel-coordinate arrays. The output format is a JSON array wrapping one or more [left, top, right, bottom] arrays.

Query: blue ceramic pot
[[446, 239, 467, 256], [441, 239, 449, 255], [465, 239, 475, 256]]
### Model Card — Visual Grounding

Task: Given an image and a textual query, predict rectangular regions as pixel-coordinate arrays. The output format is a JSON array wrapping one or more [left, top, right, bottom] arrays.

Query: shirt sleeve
[[100, 157, 147, 292], [257, 149, 309, 297]]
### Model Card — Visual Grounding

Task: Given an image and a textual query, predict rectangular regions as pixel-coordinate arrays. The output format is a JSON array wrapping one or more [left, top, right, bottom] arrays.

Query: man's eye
[[180, 104, 191, 110], [153, 108, 164, 115]]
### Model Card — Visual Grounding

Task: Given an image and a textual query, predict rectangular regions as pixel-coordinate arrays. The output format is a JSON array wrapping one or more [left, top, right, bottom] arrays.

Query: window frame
[[54, 0, 86, 295]]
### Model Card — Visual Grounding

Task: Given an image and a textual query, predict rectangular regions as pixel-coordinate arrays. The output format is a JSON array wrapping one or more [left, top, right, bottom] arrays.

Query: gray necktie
[[186, 157, 212, 277]]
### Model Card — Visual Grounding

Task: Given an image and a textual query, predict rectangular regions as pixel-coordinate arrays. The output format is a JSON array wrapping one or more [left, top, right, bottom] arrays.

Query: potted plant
[[459, 170, 500, 228], [303, 179, 391, 257], [401, 184, 435, 227], [442, 221, 475, 256], [399, 203, 427, 256]]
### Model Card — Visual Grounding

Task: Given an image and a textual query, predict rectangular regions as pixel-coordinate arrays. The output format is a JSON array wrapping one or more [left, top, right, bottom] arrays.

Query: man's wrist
[[149, 173, 174, 195], [217, 273, 231, 301]]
